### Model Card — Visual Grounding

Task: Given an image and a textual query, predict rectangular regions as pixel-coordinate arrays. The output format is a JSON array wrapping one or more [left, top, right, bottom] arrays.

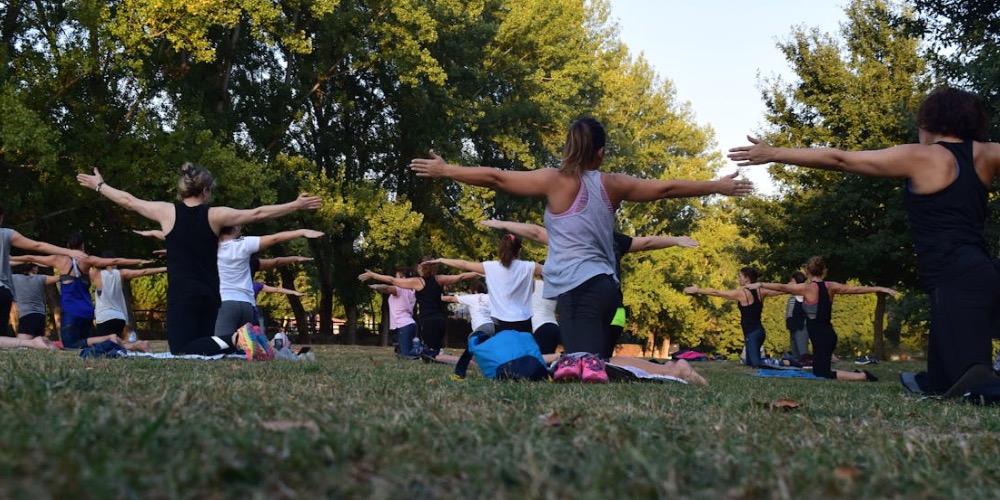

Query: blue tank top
[[59, 259, 94, 319], [542, 170, 617, 299], [903, 141, 989, 289]]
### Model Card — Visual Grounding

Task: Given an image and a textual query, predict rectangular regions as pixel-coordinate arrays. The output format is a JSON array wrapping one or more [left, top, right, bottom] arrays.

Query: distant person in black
[[730, 86, 1000, 394], [684, 267, 783, 367], [77, 163, 322, 354], [784, 271, 809, 360], [358, 257, 479, 358]]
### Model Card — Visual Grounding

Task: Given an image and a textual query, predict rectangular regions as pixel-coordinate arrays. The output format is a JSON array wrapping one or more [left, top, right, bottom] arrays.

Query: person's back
[[482, 259, 534, 322], [167, 202, 219, 302], [95, 269, 127, 323]]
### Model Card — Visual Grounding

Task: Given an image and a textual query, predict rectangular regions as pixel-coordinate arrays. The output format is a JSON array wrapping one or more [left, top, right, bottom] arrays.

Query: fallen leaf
[[369, 356, 382, 367], [770, 398, 802, 410], [261, 420, 319, 432], [539, 411, 563, 427], [833, 465, 862, 480]]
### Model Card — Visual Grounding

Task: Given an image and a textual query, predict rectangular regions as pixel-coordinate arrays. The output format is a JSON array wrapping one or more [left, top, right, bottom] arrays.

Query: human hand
[[410, 149, 450, 178], [76, 167, 104, 191], [301, 229, 325, 239], [293, 256, 314, 263], [675, 236, 699, 248], [727, 136, 774, 166], [745, 282, 763, 290], [683, 285, 699, 295], [715, 171, 753, 197], [358, 270, 375, 282], [152, 249, 167, 257], [295, 193, 323, 211]]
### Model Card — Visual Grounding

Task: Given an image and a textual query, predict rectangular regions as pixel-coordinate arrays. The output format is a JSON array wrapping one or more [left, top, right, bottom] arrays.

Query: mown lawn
[[1, 344, 998, 499]]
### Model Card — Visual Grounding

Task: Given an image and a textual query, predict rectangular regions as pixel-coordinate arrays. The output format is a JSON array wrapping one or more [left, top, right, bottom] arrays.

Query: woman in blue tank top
[[684, 267, 783, 367], [731, 87, 1000, 395], [77, 163, 322, 356], [411, 118, 752, 372]]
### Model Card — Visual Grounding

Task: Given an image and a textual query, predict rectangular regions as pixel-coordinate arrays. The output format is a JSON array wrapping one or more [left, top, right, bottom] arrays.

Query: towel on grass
[[754, 369, 825, 379], [605, 363, 687, 384]]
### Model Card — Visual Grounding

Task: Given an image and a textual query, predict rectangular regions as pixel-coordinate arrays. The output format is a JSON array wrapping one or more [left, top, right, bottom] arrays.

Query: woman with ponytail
[[426, 233, 542, 334], [77, 163, 322, 355], [411, 117, 752, 360]]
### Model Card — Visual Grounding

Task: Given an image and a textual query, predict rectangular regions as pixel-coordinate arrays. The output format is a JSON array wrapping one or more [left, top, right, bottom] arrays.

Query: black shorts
[[17, 313, 47, 337], [95, 318, 127, 337]]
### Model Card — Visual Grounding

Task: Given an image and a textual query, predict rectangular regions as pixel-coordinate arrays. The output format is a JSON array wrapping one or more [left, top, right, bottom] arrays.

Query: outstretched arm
[[258, 229, 325, 251], [120, 267, 167, 280], [604, 171, 753, 204], [683, 285, 743, 301], [410, 150, 555, 197], [629, 235, 699, 252], [369, 284, 398, 296], [77, 168, 174, 227], [10, 233, 88, 261], [480, 220, 549, 245], [437, 272, 481, 286], [752, 282, 812, 296], [208, 194, 322, 233], [826, 281, 899, 297], [427, 258, 486, 274], [260, 284, 306, 297], [9, 254, 65, 269], [133, 229, 166, 241], [358, 270, 425, 291], [88, 257, 154, 268], [728, 136, 925, 178], [257, 256, 313, 271]]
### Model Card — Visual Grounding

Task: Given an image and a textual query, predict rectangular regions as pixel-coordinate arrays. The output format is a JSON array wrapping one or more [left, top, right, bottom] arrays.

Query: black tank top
[[806, 281, 832, 325], [414, 275, 444, 318], [737, 288, 763, 334], [166, 202, 220, 302], [903, 141, 989, 289]]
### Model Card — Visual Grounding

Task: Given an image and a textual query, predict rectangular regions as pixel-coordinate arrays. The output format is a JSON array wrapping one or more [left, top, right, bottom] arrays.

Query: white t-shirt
[[217, 236, 261, 303], [457, 293, 492, 331], [95, 269, 128, 323], [482, 260, 535, 322], [531, 279, 557, 331]]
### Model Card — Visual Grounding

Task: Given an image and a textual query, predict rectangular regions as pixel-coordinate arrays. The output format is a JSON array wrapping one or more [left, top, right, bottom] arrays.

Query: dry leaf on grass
[[833, 465, 862, 480], [261, 420, 320, 432], [369, 356, 382, 367], [753, 398, 803, 411], [539, 411, 563, 427]]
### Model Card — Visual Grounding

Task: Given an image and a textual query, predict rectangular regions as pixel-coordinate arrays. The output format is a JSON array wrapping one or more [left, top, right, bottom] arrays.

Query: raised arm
[[10, 233, 88, 261], [260, 284, 306, 297], [427, 258, 486, 274], [257, 256, 313, 271], [77, 168, 174, 227], [826, 281, 899, 297], [358, 270, 425, 291], [753, 282, 813, 296], [410, 150, 555, 197], [207, 194, 322, 233], [480, 220, 549, 245], [728, 136, 927, 178], [9, 253, 65, 269], [369, 284, 399, 296], [629, 235, 699, 252], [120, 267, 167, 280], [258, 229, 324, 251], [87, 257, 154, 268], [683, 285, 744, 301], [437, 272, 481, 287], [604, 171, 753, 204], [133, 229, 166, 241]]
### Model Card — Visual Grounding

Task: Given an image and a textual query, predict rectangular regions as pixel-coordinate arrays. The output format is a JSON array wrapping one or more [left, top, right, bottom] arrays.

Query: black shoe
[[942, 364, 1000, 399], [900, 371, 926, 394]]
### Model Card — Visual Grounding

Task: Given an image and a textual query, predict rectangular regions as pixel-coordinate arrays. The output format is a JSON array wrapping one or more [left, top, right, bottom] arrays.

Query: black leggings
[[0, 287, 12, 336], [807, 320, 837, 379], [556, 274, 619, 356], [533, 322, 561, 355], [419, 314, 447, 352], [495, 318, 532, 334], [95, 318, 127, 338], [168, 296, 232, 355]]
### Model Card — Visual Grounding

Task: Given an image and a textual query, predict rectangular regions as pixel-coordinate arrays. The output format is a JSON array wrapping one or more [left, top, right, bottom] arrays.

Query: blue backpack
[[454, 330, 549, 381]]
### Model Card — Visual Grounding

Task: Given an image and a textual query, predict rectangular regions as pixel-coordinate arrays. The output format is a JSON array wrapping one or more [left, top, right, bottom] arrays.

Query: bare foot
[[30, 337, 59, 351], [124, 340, 151, 353], [675, 360, 708, 386]]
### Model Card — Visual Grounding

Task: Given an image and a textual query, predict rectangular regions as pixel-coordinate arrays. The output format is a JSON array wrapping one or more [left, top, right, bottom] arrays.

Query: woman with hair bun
[[684, 267, 782, 368], [749, 256, 898, 381], [77, 163, 322, 355], [731, 87, 1000, 394]]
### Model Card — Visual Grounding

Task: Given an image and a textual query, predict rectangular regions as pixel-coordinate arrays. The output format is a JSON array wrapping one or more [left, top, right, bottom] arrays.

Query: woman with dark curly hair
[[731, 87, 1000, 395]]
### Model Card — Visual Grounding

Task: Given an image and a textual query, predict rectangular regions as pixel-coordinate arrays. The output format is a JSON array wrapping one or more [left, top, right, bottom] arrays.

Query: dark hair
[[177, 162, 217, 200], [560, 117, 606, 176], [66, 232, 85, 250], [417, 256, 437, 278], [0, 204, 5, 219], [17, 262, 38, 274], [498, 234, 522, 267], [100, 250, 117, 259], [395, 266, 414, 278], [917, 87, 989, 141], [219, 226, 239, 237], [739, 267, 759, 283], [250, 256, 261, 274], [790, 271, 807, 284], [468, 281, 486, 294], [805, 256, 826, 278]]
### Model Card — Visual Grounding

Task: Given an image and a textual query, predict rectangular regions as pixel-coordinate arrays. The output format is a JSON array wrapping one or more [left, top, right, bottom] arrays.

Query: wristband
[[96, 181, 105, 193]]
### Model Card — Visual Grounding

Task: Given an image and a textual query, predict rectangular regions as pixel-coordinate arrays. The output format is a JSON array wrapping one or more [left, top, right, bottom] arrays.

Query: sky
[[607, 1, 850, 194]]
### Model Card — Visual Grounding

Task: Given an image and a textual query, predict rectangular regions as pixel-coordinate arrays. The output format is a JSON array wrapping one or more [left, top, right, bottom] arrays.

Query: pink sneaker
[[552, 354, 582, 382], [581, 354, 609, 384]]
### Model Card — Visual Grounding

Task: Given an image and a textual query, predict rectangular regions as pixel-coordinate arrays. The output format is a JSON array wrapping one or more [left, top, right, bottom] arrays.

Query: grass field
[[1, 343, 998, 499]]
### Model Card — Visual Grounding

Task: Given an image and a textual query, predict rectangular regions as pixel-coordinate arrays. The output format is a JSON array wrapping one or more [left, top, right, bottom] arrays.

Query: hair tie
[[507, 234, 516, 242]]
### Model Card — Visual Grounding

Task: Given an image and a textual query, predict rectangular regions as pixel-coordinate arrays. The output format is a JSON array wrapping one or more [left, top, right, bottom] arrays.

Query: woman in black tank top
[[359, 257, 480, 359], [753, 257, 897, 381], [684, 267, 782, 367], [731, 87, 1000, 394], [78, 163, 322, 355]]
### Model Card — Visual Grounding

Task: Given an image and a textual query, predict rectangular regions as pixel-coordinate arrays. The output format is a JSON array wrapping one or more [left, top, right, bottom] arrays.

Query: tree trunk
[[276, 266, 311, 342], [380, 293, 390, 347], [345, 303, 358, 344], [873, 292, 886, 359]]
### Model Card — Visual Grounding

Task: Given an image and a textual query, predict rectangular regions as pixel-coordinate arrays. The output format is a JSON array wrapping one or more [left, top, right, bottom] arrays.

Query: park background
[[2, 0, 999, 361]]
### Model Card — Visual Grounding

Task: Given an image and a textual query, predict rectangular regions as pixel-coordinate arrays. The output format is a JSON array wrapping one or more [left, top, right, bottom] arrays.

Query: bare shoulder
[[974, 141, 1000, 178]]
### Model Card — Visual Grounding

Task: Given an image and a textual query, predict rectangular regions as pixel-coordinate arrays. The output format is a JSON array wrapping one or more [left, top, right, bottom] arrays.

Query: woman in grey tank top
[[412, 117, 752, 362]]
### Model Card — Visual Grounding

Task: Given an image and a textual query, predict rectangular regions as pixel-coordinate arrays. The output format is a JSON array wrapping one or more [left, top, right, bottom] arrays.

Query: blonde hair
[[559, 117, 606, 177], [177, 162, 217, 200]]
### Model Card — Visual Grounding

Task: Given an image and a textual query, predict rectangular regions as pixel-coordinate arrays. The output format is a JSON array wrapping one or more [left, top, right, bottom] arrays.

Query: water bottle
[[411, 337, 422, 356], [127, 330, 138, 343]]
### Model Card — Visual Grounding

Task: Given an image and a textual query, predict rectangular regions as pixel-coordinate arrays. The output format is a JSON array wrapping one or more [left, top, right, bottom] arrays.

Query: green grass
[[1, 345, 999, 499]]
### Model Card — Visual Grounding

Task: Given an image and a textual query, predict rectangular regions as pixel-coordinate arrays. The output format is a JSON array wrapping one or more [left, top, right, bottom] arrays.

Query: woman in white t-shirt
[[214, 226, 324, 338], [428, 234, 541, 333], [442, 280, 493, 336]]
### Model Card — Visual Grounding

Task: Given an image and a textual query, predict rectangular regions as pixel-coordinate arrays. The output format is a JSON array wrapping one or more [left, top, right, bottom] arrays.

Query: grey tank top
[[542, 170, 617, 299], [0, 229, 13, 292], [12, 274, 48, 316], [95, 269, 128, 323]]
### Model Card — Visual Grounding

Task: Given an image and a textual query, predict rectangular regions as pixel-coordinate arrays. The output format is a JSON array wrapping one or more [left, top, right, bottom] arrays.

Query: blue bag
[[454, 330, 548, 381]]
